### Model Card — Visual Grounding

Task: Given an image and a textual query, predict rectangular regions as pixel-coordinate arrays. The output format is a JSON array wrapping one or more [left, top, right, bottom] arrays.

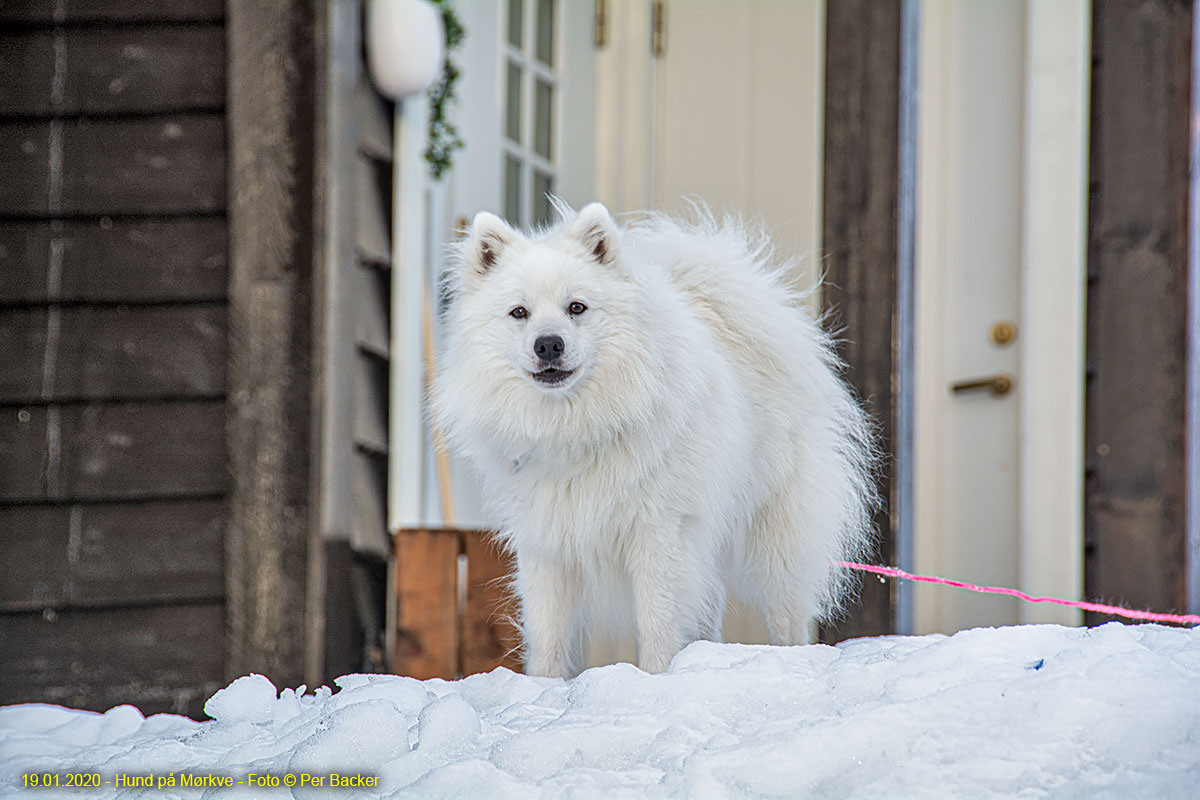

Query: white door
[[913, 0, 1089, 634], [594, 0, 826, 274]]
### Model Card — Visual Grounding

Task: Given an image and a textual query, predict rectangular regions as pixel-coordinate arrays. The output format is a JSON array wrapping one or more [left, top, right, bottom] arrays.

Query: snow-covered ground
[[2, 623, 1198, 798]]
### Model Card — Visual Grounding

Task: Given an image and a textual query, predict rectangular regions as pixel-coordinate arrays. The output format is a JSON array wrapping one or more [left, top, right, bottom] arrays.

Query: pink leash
[[836, 561, 1200, 627]]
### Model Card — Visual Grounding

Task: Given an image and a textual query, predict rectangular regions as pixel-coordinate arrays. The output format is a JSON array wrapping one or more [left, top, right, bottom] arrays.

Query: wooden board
[[1085, 0, 1191, 621], [355, 154, 393, 267], [353, 350, 389, 455], [321, 540, 360, 681], [0, 603, 226, 719], [0, 26, 225, 117], [0, 0, 224, 26], [820, 0, 902, 640], [0, 401, 228, 502], [223, 0, 317, 689], [462, 531, 522, 675], [0, 406, 49, 500], [392, 530, 461, 679], [357, 82, 394, 164], [0, 114, 226, 217], [353, 265, 391, 358], [0, 500, 225, 611], [0, 217, 227, 305], [351, 449, 389, 557], [0, 304, 226, 403]]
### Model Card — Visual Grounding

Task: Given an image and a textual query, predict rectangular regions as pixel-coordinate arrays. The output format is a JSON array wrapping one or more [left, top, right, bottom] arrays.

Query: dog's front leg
[[516, 553, 580, 678], [625, 525, 691, 674]]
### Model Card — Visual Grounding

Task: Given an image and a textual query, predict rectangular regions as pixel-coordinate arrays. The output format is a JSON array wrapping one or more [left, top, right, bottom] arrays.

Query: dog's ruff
[[433, 202, 876, 677]]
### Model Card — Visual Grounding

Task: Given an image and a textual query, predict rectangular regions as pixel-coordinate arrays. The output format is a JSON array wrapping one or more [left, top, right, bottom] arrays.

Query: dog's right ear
[[569, 202, 619, 265], [466, 211, 517, 274]]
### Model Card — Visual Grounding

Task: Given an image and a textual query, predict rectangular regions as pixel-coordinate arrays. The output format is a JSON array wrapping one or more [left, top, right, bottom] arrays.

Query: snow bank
[[2, 623, 1198, 798]]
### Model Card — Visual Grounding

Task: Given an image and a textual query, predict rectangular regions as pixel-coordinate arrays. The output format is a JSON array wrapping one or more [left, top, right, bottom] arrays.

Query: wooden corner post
[[821, 0, 904, 639], [225, 0, 319, 686]]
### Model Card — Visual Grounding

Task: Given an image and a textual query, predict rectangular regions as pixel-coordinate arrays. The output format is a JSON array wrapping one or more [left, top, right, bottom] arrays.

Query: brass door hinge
[[652, 0, 666, 58], [594, 0, 608, 48]]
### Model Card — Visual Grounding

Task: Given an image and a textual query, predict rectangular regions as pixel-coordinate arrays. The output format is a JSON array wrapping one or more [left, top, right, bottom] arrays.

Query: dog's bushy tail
[[630, 203, 882, 622]]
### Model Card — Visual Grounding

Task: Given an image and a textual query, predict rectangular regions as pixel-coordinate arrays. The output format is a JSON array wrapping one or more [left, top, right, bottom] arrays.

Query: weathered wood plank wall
[[0, 0, 229, 717], [820, 0, 903, 639], [1086, 0, 1192, 621]]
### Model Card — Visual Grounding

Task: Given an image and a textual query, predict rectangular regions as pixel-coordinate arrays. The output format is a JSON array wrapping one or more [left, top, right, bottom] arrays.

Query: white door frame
[[913, 0, 1089, 632], [1015, 0, 1090, 625]]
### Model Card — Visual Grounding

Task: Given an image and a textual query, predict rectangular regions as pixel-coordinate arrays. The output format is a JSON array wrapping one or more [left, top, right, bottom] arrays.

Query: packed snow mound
[[2, 623, 1199, 798]]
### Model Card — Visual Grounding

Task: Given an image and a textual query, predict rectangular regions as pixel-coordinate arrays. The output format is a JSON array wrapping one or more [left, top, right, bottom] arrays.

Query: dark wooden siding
[[0, 0, 228, 718], [1085, 0, 1192, 621], [820, 0, 903, 639]]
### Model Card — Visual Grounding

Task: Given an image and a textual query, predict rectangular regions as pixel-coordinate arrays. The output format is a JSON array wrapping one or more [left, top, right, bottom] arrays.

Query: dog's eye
[[568, 302, 587, 316], [509, 306, 528, 319]]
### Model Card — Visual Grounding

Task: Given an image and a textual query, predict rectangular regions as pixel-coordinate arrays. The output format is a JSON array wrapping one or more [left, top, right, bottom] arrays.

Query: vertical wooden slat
[[393, 529, 461, 679], [462, 531, 522, 675], [820, 0, 902, 639], [1085, 0, 1192, 620]]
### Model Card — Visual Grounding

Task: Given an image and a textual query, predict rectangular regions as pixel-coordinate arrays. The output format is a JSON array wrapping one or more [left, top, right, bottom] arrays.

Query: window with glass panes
[[504, 0, 557, 228]]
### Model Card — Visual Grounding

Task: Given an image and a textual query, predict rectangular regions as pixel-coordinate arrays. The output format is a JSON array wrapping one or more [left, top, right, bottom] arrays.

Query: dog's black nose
[[534, 335, 565, 362]]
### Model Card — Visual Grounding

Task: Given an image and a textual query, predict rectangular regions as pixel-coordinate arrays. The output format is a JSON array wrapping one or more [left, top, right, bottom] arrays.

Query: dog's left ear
[[466, 211, 518, 274], [569, 202, 620, 265]]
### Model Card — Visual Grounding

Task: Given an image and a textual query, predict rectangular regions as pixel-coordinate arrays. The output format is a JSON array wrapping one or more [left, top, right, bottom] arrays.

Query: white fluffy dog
[[433, 202, 876, 678]]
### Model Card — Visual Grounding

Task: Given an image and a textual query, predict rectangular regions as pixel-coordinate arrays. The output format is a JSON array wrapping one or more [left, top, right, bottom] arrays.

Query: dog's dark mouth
[[531, 367, 575, 386]]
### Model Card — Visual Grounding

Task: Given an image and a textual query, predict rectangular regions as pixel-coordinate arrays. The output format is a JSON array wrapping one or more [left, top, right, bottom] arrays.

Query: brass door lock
[[990, 321, 1016, 346]]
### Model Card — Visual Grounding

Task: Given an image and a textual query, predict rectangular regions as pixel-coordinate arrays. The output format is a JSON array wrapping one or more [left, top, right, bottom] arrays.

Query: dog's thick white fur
[[433, 202, 876, 678]]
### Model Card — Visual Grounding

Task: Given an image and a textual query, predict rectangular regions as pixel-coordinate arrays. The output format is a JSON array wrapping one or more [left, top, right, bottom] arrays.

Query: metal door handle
[[950, 373, 1015, 396]]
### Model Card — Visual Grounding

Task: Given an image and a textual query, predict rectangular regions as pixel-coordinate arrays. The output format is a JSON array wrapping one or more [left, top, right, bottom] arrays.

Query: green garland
[[425, 0, 465, 180]]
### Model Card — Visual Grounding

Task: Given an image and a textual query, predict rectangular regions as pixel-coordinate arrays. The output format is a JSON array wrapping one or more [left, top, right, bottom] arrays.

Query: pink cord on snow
[[836, 561, 1200, 627]]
